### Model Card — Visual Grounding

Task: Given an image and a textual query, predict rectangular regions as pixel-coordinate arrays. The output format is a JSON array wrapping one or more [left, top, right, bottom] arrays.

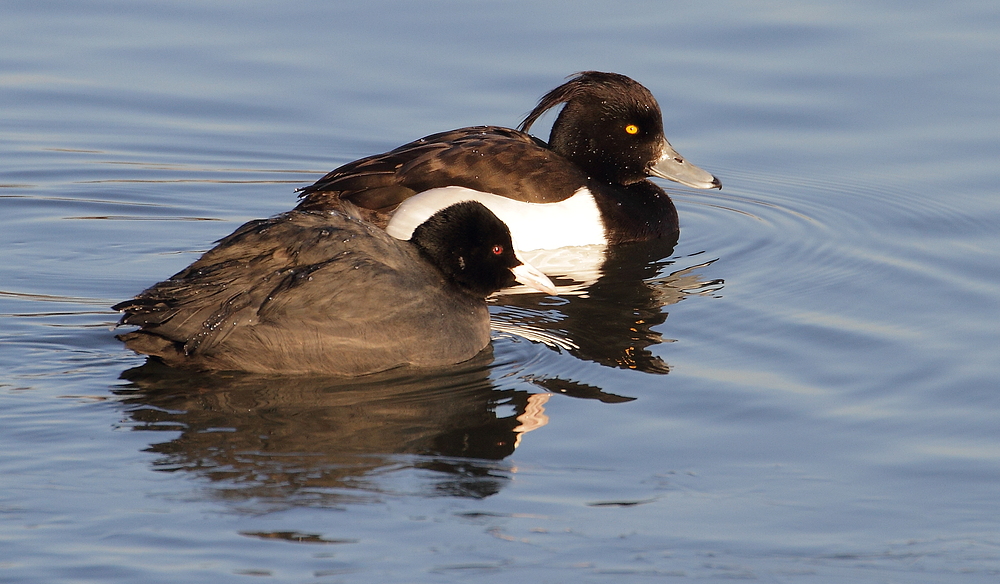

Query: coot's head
[[411, 201, 556, 297], [519, 71, 720, 189]]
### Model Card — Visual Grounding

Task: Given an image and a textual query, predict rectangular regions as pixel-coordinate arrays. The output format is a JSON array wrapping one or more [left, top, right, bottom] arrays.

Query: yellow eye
[[625, 124, 639, 135]]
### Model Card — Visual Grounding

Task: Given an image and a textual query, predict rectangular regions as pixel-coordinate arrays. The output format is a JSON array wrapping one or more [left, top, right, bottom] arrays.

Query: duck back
[[296, 127, 589, 221]]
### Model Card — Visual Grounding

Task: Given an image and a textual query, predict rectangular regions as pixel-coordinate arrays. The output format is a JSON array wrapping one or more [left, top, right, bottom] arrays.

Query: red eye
[[492, 245, 504, 255]]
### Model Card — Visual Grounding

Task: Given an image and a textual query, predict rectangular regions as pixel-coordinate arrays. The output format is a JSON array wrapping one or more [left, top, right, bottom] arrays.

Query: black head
[[519, 72, 667, 186], [520, 72, 721, 190], [411, 201, 550, 297]]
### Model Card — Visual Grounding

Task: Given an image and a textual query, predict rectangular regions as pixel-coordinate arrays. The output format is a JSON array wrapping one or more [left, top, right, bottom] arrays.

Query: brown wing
[[295, 126, 590, 220]]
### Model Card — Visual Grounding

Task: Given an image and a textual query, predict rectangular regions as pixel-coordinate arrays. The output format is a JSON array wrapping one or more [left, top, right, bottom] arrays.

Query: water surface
[[2, 1, 1000, 582]]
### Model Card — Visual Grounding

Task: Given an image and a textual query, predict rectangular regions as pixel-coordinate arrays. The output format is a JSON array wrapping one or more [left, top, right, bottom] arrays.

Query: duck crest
[[519, 71, 652, 134]]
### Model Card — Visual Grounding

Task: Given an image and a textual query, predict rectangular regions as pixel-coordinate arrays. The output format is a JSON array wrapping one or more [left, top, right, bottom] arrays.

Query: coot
[[113, 201, 555, 375]]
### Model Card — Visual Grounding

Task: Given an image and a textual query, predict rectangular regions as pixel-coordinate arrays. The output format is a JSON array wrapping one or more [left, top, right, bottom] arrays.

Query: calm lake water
[[3, 1, 999, 582]]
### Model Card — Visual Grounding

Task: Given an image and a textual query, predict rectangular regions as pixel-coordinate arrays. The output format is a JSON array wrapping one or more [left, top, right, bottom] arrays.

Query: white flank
[[385, 186, 606, 251]]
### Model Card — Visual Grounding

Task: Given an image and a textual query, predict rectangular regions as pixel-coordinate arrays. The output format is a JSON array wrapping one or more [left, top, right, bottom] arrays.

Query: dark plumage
[[297, 72, 720, 247], [113, 201, 555, 375]]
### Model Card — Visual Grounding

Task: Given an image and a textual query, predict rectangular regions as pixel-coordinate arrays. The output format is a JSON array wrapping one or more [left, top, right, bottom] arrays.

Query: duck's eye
[[491, 245, 504, 256], [625, 124, 639, 135]]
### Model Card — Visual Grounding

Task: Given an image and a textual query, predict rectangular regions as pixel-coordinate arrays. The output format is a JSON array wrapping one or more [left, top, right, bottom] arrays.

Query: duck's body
[[297, 72, 720, 251], [113, 202, 554, 375]]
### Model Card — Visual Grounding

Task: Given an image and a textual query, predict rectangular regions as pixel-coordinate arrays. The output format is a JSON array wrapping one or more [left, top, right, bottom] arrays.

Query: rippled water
[[3, 1, 1000, 582]]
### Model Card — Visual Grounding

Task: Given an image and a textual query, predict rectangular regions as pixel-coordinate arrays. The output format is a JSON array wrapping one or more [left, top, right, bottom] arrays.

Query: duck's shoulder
[[297, 126, 589, 213]]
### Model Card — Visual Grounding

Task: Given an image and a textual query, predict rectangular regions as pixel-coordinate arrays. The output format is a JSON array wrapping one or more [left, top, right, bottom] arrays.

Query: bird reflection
[[492, 234, 723, 374], [113, 351, 624, 508]]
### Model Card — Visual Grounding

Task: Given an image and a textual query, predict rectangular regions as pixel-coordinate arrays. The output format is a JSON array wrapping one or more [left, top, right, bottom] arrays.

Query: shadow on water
[[112, 235, 722, 508]]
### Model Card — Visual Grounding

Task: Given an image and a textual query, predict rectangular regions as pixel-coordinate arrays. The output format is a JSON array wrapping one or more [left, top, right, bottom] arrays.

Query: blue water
[[3, 1, 1000, 582]]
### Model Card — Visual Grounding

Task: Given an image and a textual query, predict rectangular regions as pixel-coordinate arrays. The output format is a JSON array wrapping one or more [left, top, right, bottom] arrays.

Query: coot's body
[[114, 202, 554, 375]]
